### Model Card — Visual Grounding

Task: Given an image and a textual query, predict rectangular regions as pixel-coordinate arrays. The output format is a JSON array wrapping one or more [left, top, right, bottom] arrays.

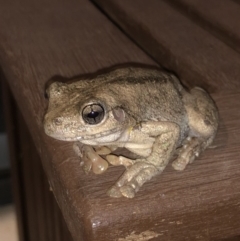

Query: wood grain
[[1, 0, 240, 240], [93, 0, 240, 93], [165, 0, 240, 54]]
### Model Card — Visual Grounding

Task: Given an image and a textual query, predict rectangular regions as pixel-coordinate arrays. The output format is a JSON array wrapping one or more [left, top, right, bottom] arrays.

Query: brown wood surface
[[1, 0, 240, 240], [93, 0, 240, 93], [166, 0, 240, 54]]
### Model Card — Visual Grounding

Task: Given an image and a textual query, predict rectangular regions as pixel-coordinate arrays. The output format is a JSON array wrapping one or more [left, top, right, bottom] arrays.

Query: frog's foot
[[107, 161, 159, 198], [172, 137, 206, 171], [73, 143, 108, 174], [106, 155, 136, 168]]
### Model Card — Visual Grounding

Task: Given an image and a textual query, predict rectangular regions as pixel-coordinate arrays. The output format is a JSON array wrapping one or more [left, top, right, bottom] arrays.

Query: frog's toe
[[172, 136, 204, 171], [107, 186, 123, 198], [91, 157, 108, 174], [80, 157, 93, 174], [120, 185, 135, 198], [95, 146, 112, 155], [106, 155, 135, 168], [172, 158, 187, 171], [107, 184, 136, 198]]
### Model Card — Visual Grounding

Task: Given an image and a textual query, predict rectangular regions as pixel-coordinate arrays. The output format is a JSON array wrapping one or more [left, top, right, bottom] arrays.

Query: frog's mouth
[[80, 125, 128, 143], [44, 125, 125, 143], [80, 127, 131, 146]]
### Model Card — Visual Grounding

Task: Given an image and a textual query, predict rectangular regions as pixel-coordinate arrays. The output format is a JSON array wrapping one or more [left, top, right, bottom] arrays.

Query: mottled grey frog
[[44, 67, 218, 198]]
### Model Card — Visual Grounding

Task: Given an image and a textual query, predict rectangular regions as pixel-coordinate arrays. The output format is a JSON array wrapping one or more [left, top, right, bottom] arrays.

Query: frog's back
[[102, 67, 187, 124]]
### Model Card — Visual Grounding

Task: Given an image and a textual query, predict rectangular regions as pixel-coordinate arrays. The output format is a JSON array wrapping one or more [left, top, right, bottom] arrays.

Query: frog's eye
[[82, 104, 105, 125]]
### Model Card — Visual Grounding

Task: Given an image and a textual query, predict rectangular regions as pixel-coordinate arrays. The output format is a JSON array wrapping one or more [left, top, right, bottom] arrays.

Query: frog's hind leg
[[172, 87, 218, 171], [172, 136, 212, 171]]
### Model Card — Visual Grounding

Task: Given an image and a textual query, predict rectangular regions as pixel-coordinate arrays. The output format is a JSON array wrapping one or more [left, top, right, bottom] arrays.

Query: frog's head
[[44, 81, 131, 144]]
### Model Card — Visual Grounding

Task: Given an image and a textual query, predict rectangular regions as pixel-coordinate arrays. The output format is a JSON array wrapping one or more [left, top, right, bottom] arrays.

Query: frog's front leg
[[108, 121, 180, 198], [73, 143, 110, 174]]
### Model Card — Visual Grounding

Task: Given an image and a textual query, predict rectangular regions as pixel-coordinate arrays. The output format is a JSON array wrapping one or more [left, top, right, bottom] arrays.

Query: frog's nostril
[[54, 117, 62, 126]]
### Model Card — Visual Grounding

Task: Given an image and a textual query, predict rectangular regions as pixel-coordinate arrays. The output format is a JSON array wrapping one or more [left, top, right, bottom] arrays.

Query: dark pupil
[[88, 110, 99, 119], [82, 104, 104, 124]]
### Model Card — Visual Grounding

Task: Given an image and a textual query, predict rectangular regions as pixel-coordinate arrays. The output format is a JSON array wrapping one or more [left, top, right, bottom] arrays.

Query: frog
[[44, 67, 219, 198]]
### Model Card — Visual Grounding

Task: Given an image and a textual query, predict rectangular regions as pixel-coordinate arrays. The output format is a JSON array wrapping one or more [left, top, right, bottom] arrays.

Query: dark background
[[0, 82, 12, 205]]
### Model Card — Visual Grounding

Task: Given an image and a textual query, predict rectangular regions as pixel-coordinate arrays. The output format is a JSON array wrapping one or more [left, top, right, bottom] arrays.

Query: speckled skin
[[44, 67, 218, 198]]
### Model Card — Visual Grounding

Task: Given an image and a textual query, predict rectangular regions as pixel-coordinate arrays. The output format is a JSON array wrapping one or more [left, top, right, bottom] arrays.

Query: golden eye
[[82, 104, 105, 124]]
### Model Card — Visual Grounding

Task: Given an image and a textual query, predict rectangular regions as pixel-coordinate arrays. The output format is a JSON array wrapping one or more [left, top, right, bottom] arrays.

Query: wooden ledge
[[1, 0, 240, 240]]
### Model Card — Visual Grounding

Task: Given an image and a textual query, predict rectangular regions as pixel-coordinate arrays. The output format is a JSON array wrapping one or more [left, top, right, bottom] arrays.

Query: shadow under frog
[[43, 65, 219, 198]]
